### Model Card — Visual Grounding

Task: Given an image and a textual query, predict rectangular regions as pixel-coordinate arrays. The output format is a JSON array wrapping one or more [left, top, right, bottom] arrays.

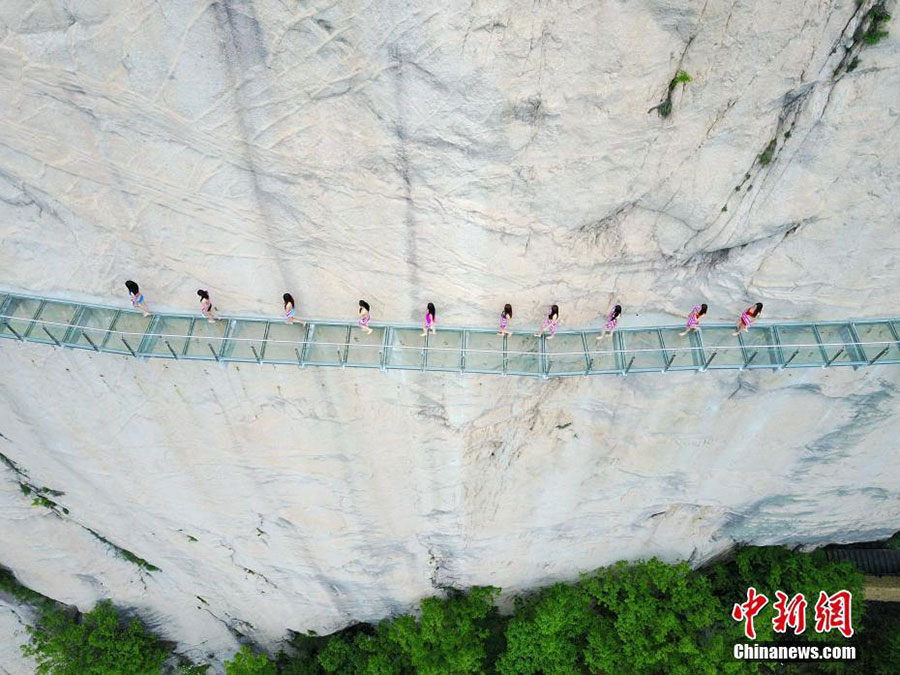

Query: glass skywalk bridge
[[2, 290, 899, 378]]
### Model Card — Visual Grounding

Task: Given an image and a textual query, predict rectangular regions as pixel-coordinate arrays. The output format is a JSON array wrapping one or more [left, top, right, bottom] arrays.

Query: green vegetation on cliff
[[6, 546, 900, 674], [22, 600, 168, 675]]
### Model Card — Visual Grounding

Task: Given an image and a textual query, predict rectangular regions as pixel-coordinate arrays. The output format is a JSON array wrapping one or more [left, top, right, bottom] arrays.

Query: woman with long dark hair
[[197, 289, 218, 323], [535, 304, 559, 340], [680, 303, 707, 336], [282, 293, 303, 324], [733, 302, 763, 336], [125, 280, 151, 317], [358, 300, 373, 335], [421, 302, 436, 336], [596, 305, 622, 341], [498, 304, 513, 337]]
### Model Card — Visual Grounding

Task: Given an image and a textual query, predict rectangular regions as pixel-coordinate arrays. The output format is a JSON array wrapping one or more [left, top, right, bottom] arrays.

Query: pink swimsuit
[[542, 316, 558, 336], [499, 312, 508, 330], [358, 311, 370, 327], [605, 311, 618, 332], [686, 305, 702, 329], [740, 311, 754, 329], [425, 312, 434, 328]]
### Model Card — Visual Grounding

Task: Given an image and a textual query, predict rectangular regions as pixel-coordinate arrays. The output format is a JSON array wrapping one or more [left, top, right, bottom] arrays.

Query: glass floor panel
[[305, 324, 349, 366], [619, 329, 666, 371], [546, 333, 587, 375], [264, 322, 308, 363], [0, 293, 10, 335], [816, 323, 864, 365], [464, 331, 504, 373], [506, 333, 541, 375], [223, 320, 268, 362], [107, 311, 152, 355], [774, 325, 825, 367], [141, 316, 193, 358], [185, 319, 227, 359], [386, 327, 426, 369], [0, 296, 42, 339], [738, 326, 780, 368], [853, 321, 900, 364], [346, 325, 385, 367], [425, 330, 462, 371], [29, 301, 79, 344], [64, 307, 118, 350], [658, 327, 704, 369], [587, 333, 621, 373], [697, 327, 746, 368]]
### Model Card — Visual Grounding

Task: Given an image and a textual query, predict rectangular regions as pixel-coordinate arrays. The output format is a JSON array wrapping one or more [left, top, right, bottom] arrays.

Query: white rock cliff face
[[0, 0, 898, 670]]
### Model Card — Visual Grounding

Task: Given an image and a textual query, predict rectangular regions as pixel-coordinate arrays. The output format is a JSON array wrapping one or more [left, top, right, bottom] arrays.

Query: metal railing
[[1, 290, 899, 378]]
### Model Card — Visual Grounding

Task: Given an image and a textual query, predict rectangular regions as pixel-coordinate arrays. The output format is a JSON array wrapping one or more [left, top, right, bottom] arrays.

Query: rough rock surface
[[0, 0, 899, 670]]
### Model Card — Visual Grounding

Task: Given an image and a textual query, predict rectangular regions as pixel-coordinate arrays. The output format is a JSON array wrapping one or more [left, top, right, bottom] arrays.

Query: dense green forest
[[4, 546, 899, 674]]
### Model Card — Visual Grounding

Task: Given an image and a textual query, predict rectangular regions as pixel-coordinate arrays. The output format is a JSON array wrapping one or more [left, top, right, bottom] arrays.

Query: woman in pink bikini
[[358, 300, 373, 335], [733, 302, 763, 336], [421, 302, 436, 336], [597, 305, 622, 340], [535, 305, 560, 340], [498, 304, 513, 337], [680, 303, 707, 336], [197, 289, 218, 323], [282, 293, 304, 324]]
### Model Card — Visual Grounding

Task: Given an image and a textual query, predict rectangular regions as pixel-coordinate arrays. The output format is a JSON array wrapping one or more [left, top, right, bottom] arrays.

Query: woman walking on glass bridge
[[535, 304, 560, 339], [732, 302, 762, 336], [733, 302, 763, 336], [358, 300, 373, 335], [498, 304, 513, 337], [680, 303, 707, 336], [197, 289, 218, 324], [124, 280, 151, 317], [282, 293, 304, 325], [421, 302, 437, 337], [597, 304, 622, 341]]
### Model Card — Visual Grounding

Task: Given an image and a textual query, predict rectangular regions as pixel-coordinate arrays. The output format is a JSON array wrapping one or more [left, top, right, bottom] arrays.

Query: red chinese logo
[[732, 589, 853, 639], [732, 587, 769, 639], [772, 591, 807, 634], [814, 590, 854, 638]]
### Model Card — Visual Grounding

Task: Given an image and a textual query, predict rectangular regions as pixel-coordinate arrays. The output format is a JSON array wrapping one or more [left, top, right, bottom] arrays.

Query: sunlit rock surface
[[1, 0, 899, 670]]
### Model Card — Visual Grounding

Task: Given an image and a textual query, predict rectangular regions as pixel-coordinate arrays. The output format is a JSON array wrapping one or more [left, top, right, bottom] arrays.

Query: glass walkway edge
[[1, 290, 899, 378]]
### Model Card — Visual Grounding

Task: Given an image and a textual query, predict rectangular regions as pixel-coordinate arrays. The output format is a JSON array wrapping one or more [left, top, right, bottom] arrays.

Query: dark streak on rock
[[390, 45, 420, 293], [212, 0, 297, 290]]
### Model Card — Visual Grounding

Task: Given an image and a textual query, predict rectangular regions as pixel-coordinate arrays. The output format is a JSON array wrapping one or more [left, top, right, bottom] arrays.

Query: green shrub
[[388, 586, 498, 675], [178, 665, 210, 675], [22, 600, 167, 675], [225, 646, 276, 675], [863, 6, 891, 45], [670, 70, 693, 89], [583, 559, 743, 675], [317, 625, 403, 674], [496, 582, 595, 674], [758, 138, 777, 166]]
